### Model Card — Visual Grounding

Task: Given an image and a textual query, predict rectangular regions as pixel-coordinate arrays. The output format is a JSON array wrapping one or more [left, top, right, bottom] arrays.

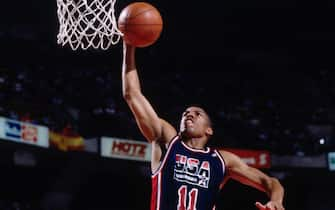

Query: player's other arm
[[220, 150, 285, 210], [122, 42, 177, 143]]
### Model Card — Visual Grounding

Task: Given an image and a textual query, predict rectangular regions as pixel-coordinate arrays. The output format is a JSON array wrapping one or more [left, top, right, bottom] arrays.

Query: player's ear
[[206, 127, 213, 136]]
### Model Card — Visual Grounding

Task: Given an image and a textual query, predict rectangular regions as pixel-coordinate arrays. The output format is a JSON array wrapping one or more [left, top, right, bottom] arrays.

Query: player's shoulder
[[216, 149, 242, 167], [217, 149, 234, 156]]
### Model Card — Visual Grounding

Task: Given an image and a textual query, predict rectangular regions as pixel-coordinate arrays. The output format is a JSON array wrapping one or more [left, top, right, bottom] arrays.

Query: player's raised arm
[[122, 42, 177, 143], [220, 150, 285, 210]]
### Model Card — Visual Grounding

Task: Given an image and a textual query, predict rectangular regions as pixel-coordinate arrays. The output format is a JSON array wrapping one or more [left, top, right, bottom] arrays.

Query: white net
[[56, 0, 123, 50]]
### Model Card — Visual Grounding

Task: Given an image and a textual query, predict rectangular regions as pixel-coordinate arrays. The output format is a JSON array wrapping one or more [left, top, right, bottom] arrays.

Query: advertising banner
[[220, 148, 271, 168], [0, 117, 49, 148], [101, 137, 151, 162], [328, 152, 335, 171]]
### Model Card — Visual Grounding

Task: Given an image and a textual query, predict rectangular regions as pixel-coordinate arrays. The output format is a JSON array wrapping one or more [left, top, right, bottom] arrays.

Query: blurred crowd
[[0, 62, 334, 156]]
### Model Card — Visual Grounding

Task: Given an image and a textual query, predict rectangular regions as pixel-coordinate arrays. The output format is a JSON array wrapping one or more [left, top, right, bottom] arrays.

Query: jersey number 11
[[177, 185, 199, 210]]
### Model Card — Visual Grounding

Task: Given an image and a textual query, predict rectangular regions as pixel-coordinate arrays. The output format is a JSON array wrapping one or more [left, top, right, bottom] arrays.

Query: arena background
[[0, 0, 334, 210]]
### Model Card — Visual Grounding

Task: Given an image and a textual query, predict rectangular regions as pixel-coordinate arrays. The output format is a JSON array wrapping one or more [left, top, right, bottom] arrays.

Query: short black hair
[[184, 103, 215, 128]]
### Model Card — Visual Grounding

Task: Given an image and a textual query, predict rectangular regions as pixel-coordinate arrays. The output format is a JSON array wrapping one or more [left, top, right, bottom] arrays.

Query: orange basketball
[[118, 2, 163, 47]]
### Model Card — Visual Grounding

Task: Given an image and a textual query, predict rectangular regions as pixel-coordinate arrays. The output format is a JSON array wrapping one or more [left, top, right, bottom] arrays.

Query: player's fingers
[[266, 203, 275, 210], [255, 202, 266, 210], [275, 205, 285, 210]]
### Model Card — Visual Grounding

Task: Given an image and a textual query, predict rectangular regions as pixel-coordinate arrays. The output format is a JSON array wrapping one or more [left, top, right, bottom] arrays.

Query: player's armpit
[[160, 119, 178, 145], [124, 91, 177, 143]]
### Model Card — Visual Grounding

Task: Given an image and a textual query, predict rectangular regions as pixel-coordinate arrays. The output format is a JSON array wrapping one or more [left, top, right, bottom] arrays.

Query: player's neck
[[183, 137, 207, 150]]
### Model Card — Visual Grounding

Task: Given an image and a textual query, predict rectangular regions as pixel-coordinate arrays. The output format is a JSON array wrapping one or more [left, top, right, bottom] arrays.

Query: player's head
[[179, 105, 213, 140]]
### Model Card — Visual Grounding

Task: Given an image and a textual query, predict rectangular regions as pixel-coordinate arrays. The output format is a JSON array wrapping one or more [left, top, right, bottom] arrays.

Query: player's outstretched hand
[[255, 201, 285, 210]]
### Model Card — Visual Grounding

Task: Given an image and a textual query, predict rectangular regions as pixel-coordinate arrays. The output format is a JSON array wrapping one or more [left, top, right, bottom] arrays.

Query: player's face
[[179, 106, 213, 138]]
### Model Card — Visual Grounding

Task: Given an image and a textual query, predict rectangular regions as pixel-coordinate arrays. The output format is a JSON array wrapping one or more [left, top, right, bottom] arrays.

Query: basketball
[[118, 2, 163, 47]]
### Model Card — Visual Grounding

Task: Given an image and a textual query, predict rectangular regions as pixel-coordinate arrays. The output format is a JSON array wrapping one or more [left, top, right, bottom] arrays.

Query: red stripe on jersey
[[151, 172, 162, 210], [151, 174, 158, 210]]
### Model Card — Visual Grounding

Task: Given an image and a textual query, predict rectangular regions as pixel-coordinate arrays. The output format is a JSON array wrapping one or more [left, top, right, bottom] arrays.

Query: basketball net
[[56, 0, 123, 50]]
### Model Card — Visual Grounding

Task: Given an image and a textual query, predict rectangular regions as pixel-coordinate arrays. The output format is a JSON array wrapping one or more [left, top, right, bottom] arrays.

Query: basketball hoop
[[56, 0, 123, 50]]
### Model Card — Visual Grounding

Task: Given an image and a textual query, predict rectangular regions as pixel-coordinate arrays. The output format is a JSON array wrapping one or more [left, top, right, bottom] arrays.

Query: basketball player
[[121, 42, 285, 210]]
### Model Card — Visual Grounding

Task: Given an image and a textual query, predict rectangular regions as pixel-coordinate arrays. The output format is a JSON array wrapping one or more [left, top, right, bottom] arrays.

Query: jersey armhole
[[152, 135, 179, 177], [159, 143, 167, 162], [157, 134, 178, 162], [214, 150, 229, 189]]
